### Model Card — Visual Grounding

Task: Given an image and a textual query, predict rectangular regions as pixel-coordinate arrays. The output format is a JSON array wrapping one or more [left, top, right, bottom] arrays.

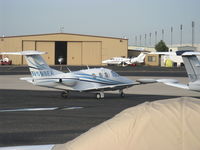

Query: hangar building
[[0, 33, 128, 65]]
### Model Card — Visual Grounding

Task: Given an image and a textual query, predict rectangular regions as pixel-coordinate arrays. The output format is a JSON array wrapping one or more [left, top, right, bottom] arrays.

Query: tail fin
[[177, 51, 200, 82], [137, 52, 147, 61], [131, 52, 147, 63], [0, 51, 62, 78]]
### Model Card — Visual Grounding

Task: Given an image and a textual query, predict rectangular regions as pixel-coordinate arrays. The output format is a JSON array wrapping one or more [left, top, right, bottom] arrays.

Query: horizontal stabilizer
[[20, 77, 34, 83], [0, 50, 47, 56], [163, 82, 189, 90], [156, 79, 179, 83], [137, 78, 179, 84]]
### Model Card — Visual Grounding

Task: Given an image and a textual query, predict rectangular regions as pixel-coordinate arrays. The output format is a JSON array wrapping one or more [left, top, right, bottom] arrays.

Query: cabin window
[[99, 73, 103, 78], [111, 71, 119, 77], [104, 72, 109, 78], [92, 73, 96, 78]]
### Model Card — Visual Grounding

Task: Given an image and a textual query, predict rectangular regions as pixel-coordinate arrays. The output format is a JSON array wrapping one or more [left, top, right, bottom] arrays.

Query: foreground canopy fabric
[[53, 97, 200, 150]]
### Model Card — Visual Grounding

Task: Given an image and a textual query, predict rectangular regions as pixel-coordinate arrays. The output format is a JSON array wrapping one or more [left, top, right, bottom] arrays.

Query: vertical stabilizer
[[177, 51, 200, 82], [0, 51, 62, 78], [182, 55, 200, 82]]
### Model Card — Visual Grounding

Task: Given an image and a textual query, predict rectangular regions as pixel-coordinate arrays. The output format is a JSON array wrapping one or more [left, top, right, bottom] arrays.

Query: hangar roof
[[2, 33, 128, 40]]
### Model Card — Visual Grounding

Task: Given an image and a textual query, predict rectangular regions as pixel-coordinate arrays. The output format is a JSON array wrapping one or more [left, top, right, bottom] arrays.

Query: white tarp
[[53, 97, 200, 150]]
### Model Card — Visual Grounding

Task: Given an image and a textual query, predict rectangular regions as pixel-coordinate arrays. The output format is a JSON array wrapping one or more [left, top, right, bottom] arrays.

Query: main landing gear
[[119, 90, 125, 98], [96, 90, 125, 99]]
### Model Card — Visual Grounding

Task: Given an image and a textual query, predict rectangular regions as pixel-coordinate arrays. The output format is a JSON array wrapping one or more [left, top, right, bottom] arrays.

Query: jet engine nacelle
[[59, 79, 77, 86], [189, 81, 200, 92]]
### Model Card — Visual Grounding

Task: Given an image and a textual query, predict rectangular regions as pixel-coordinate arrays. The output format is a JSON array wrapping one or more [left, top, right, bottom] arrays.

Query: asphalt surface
[[0, 66, 198, 147], [0, 90, 179, 147]]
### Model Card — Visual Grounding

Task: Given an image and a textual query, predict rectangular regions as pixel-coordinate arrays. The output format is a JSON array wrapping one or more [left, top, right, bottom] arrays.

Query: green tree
[[155, 40, 169, 52]]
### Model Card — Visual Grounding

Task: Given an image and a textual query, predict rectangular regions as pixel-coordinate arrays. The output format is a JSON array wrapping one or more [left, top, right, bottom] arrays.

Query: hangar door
[[36, 42, 55, 65], [68, 42, 82, 65], [55, 42, 67, 65], [82, 42, 101, 65]]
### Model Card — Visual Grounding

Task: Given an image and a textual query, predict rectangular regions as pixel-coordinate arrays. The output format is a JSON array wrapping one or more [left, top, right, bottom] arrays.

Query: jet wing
[[80, 82, 138, 92], [137, 78, 189, 90], [20, 77, 34, 83], [136, 78, 179, 84]]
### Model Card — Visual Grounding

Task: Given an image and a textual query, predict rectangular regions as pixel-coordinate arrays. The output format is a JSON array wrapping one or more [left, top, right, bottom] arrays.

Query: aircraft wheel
[[61, 91, 69, 98], [96, 93, 101, 99], [119, 90, 125, 97], [120, 92, 125, 97]]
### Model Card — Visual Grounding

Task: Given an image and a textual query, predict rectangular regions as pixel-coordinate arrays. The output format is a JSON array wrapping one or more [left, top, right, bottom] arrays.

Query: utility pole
[[180, 24, 183, 46], [135, 36, 137, 46], [140, 35, 142, 47], [192, 21, 195, 47], [162, 29, 164, 41], [149, 33, 152, 47], [145, 34, 147, 47], [170, 26, 173, 49], [155, 31, 157, 45]]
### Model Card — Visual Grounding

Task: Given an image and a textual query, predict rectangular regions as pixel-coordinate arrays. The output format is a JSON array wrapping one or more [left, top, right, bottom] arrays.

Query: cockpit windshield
[[111, 71, 119, 77]]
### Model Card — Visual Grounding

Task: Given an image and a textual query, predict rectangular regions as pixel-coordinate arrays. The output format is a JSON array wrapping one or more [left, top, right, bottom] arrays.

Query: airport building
[[0, 33, 128, 65]]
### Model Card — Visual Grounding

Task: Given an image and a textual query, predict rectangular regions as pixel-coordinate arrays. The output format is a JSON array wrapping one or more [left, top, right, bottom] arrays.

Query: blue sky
[[0, 0, 200, 46]]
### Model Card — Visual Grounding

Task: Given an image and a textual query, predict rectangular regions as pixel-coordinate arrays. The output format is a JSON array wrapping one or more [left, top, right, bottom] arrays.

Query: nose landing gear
[[96, 91, 104, 99]]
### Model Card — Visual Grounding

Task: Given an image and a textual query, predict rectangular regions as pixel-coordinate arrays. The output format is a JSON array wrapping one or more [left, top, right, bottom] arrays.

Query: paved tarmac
[[0, 74, 199, 147]]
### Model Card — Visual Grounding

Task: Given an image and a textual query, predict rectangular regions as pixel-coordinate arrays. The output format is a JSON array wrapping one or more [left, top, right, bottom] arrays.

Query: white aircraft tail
[[177, 51, 200, 82], [130, 52, 147, 63], [0, 51, 62, 78], [137, 52, 146, 61]]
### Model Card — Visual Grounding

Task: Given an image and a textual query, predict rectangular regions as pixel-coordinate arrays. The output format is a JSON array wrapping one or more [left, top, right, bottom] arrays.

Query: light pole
[[140, 35, 142, 47], [192, 21, 195, 47], [180, 24, 183, 46], [149, 33, 152, 47], [145, 34, 147, 47], [170, 26, 173, 49], [162, 29, 164, 41], [135, 36, 137, 46], [155, 31, 157, 45]]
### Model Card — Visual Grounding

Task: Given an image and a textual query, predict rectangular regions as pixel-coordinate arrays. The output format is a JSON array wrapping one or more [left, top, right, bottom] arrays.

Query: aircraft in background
[[102, 52, 147, 66], [0, 50, 140, 99], [102, 57, 130, 66], [149, 51, 183, 67]]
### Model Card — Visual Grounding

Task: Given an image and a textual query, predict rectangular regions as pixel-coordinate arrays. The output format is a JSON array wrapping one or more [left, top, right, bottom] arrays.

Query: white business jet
[[102, 57, 130, 66], [150, 51, 183, 67], [0, 50, 139, 99], [102, 52, 147, 66]]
